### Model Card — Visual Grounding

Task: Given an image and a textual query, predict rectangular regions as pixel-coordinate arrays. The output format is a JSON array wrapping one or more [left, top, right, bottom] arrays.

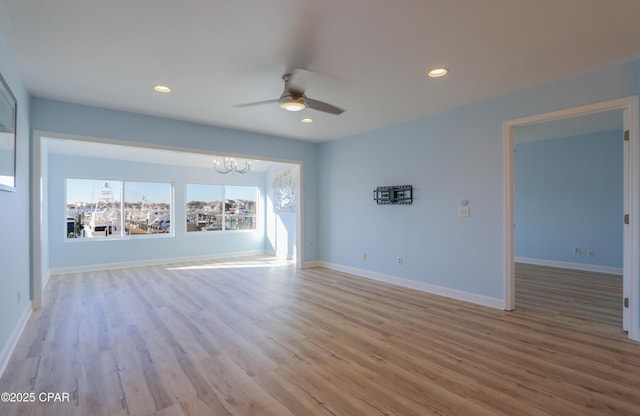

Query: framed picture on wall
[[0, 71, 16, 192]]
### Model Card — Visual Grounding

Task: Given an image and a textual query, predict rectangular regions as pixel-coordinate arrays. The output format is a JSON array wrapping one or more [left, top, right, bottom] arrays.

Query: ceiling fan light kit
[[279, 95, 307, 111]]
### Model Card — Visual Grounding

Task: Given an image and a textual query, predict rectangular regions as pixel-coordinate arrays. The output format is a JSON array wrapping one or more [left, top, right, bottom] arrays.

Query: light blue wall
[[31, 98, 319, 263], [318, 58, 640, 300], [514, 131, 623, 268], [0, 36, 31, 360], [48, 154, 268, 269], [318, 109, 505, 298]]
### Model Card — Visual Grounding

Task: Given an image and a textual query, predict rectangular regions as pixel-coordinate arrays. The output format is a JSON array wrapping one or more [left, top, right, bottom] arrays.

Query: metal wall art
[[272, 169, 296, 213]]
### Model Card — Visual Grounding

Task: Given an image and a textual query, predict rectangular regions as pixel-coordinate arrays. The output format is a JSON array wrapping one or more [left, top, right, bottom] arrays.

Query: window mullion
[[120, 181, 125, 236]]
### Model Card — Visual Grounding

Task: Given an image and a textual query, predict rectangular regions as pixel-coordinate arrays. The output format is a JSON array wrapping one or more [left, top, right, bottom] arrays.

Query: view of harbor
[[186, 184, 257, 232], [65, 180, 257, 239]]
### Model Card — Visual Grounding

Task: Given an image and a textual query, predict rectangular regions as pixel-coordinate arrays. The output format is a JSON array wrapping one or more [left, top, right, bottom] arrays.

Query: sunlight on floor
[[163, 255, 295, 271]]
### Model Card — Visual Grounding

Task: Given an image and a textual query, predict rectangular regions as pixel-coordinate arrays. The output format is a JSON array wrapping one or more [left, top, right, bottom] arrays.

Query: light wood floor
[[1, 259, 639, 415]]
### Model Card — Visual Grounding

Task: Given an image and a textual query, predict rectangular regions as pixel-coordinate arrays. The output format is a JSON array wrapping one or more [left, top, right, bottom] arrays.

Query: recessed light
[[153, 85, 172, 93], [301, 118, 313, 123], [427, 68, 448, 78]]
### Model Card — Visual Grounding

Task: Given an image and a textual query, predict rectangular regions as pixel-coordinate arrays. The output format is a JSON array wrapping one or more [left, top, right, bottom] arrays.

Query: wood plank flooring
[[1, 258, 639, 415]]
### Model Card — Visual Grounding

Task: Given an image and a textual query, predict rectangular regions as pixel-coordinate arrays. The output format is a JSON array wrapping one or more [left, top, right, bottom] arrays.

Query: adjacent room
[[514, 110, 627, 335], [1, 1, 640, 415]]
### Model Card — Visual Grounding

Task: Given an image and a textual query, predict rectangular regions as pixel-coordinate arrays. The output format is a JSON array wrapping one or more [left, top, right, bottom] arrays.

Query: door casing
[[503, 96, 639, 342]]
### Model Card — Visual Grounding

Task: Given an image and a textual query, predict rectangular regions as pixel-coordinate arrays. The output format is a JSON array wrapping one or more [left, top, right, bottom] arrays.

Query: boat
[[83, 182, 121, 238], [125, 194, 171, 234]]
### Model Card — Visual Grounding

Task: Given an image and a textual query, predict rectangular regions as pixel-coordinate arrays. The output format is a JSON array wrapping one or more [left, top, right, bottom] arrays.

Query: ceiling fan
[[234, 74, 344, 115]]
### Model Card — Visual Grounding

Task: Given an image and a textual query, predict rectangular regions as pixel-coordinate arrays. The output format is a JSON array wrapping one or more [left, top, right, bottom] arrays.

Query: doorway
[[503, 96, 639, 342]]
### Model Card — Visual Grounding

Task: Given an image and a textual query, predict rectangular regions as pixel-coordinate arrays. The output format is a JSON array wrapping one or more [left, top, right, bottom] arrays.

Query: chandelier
[[213, 158, 251, 174]]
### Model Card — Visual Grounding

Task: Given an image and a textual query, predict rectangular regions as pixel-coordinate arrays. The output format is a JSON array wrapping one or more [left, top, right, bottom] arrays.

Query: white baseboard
[[515, 257, 623, 275], [49, 250, 268, 275], [302, 260, 321, 269], [0, 304, 32, 379], [317, 262, 504, 310], [42, 269, 51, 291]]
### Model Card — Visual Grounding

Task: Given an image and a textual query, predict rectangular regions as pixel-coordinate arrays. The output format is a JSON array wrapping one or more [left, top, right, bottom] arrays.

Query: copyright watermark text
[[1, 391, 70, 403]]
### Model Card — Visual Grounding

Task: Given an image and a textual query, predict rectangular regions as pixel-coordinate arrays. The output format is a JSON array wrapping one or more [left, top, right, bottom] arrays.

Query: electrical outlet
[[362, 252, 367, 261], [587, 249, 595, 258], [397, 256, 403, 266], [573, 247, 581, 255], [459, 207, 470, 217], [309, 241, 314, 247]]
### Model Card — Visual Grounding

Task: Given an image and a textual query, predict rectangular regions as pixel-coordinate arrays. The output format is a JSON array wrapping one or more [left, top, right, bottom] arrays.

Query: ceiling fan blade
[[286, 4, 319, 75], [306, 98, 344, 115], [233, 99, 279, 108]]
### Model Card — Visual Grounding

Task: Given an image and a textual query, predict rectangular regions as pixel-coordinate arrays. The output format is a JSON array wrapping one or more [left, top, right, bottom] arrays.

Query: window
[[186, 184, 257, 232], [66, 179, 122, 239], [124, 182, 172, 235], [225, 185, 257, 230], [65, 178, 172, 239], [186, 184, 224, 231]]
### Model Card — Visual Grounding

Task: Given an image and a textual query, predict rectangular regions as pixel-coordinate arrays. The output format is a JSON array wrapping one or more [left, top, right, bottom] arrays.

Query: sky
[[187, 184, 257, 202], [66, 179, 257, 205], [186, 184, 223, 203], [65, 179, 171, 204]]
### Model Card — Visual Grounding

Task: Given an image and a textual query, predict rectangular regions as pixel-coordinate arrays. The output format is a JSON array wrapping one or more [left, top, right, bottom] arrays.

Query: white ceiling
[[2, 0, 640, 142]]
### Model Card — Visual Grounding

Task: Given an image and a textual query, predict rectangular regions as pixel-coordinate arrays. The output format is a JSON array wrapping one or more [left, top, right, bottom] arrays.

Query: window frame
[[185, 183, 259, 234], [185, 183, 225, 233], [64, 177, 175, 241]]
